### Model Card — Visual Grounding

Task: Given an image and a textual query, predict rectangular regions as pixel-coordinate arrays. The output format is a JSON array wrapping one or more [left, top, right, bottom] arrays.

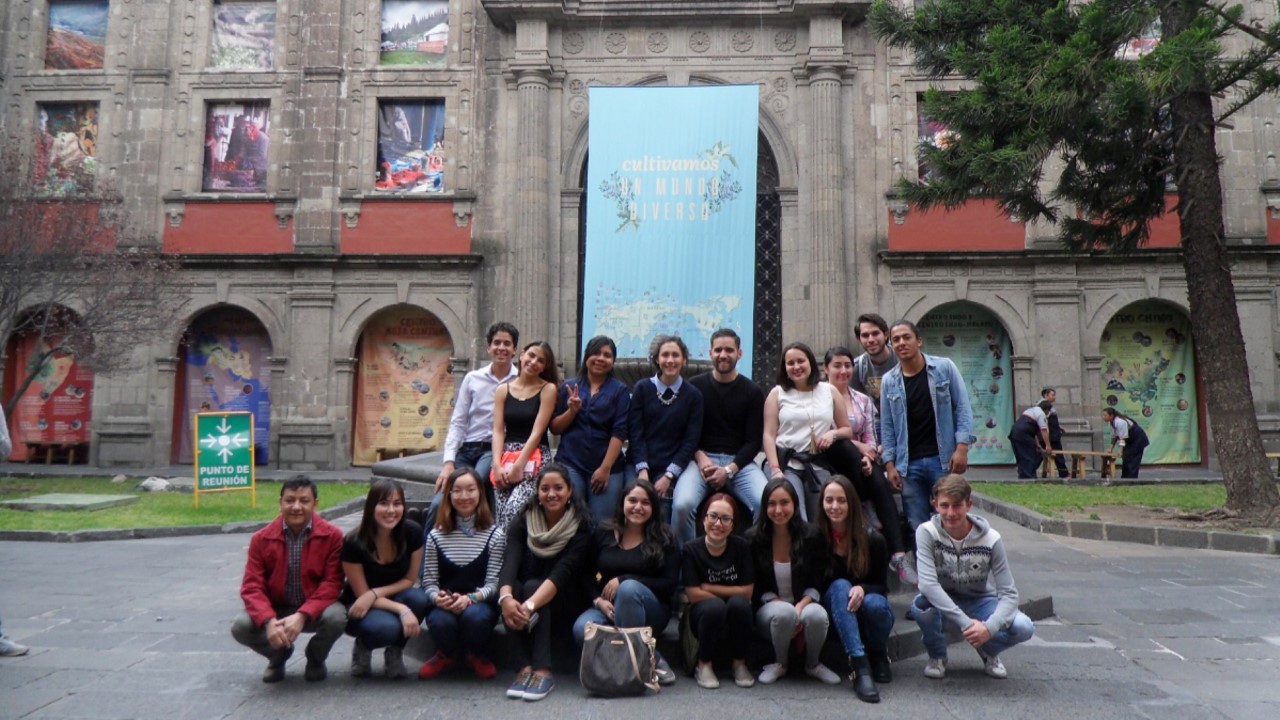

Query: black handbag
[[579, 622, 660, 697]]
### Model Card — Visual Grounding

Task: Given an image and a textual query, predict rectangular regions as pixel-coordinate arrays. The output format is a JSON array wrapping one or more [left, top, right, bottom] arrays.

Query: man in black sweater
[[671, 329, 767, 545]]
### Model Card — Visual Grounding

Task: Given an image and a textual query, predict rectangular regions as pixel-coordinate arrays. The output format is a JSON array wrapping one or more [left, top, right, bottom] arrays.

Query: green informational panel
[[1100, 301, 1200, 463], [919, 303, 1014, 465], [193, 411, 256, 506]]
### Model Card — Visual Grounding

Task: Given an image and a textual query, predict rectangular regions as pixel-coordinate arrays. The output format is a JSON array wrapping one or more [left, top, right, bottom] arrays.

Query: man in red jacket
[[230, 476, 346, 683]]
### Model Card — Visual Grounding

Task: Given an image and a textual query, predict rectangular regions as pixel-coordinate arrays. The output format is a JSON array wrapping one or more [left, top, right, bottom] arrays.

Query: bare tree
[[0, 136, 180, 416]]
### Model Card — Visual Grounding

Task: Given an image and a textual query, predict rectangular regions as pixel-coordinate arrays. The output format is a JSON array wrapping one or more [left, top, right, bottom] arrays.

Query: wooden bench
[[24, 443, 78, 465], [374, 447, 431, 462], [1041, 449, 1118, 480]]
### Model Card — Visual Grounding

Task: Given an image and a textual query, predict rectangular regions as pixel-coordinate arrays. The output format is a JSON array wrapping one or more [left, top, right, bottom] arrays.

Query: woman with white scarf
[[497, 463, 591, 702]]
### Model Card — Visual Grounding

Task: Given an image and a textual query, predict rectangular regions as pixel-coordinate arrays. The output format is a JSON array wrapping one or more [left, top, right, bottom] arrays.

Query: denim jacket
[[879, 353, 975, 470]]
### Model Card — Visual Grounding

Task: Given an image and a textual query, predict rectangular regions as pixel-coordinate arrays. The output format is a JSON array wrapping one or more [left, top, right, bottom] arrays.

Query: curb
[[0, 495, 367, 543], [971, 492, 1280, 556]]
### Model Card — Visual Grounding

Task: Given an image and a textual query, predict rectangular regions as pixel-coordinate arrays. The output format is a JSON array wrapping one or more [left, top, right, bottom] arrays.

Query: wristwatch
[[524, 599, 536, 613]]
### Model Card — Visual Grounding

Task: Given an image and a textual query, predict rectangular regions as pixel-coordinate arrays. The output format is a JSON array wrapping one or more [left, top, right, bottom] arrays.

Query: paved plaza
[[2, 506, 1277, 720]]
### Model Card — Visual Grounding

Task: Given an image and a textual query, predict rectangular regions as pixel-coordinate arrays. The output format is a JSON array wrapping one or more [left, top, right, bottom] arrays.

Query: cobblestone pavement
[[1, 512, 1277, 720]]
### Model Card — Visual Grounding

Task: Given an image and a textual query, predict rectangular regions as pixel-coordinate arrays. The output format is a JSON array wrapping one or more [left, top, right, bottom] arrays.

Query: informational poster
[[352, 307, 455, 466], [582, 86, 758, 373], [34, 102, 98, 196], [375, 100, 446, 193], [45, 0, 107, 70], [1100, 300, 1200, 463], [918, 303, 1014, 465], [380, 1, 448, 66], [177, 308, 272, 464], [6, 332, 94, 462], [210, 1, 276, 70], [203, 101, 271, 192]]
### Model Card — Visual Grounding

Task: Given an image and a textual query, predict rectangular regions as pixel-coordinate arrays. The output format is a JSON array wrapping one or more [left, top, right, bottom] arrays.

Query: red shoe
[[467, 654, 497, 679], [417, 652, 455, 679]]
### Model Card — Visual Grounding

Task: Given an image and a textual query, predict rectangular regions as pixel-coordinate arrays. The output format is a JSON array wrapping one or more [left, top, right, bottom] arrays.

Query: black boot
[[869, 650, 893, 683], [850, 656, 880, 703]]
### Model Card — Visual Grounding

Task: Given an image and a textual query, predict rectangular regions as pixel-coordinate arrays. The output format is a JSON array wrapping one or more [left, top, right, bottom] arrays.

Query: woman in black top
[[747, 478, 840, 685], [497, 463, 592, 702], [817, 475, 895, 703], [340, 479, 427, 679], [682, 493, 755, 690], [418, 467, 506, 680], [492, 341, 559, 530], [573, 479, 680, 685]]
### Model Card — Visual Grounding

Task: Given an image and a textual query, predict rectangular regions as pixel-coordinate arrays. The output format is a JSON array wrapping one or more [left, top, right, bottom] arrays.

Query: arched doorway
[[1099, 300, 1201, 463], [351, 305, 455, 466], [918, 302, 1015, 465], [2, 306, 94, 463], [173, 306, 273, 464], [576, 130, 783, 385]]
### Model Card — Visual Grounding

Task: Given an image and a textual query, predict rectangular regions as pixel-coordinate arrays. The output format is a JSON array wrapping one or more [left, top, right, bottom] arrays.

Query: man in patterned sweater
[[912, 474, 1035, 680]]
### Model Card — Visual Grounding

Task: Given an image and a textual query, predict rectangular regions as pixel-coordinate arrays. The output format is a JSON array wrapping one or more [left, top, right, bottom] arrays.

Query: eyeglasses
[[705, 512, 734, 526]]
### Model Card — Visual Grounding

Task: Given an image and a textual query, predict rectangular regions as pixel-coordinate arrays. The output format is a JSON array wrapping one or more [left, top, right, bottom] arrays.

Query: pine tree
[[870, 0, 1280, 520]]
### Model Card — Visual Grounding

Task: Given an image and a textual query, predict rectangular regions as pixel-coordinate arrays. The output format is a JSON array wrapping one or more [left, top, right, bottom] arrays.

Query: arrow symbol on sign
[[217, 419, 232, 434]]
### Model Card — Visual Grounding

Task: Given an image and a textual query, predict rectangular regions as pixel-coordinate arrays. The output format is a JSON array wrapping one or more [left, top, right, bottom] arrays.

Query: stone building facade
[[2, 1, 1278, 469]]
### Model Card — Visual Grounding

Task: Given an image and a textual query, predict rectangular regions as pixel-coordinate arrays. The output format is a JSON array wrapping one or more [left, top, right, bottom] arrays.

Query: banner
[[6, 334, 94, 461], [582, 86, 758, 374], [1100, 301, 1200, 463], [919, 303, 1014, 465], [380, 1, 448, 66], [45, 0, 107, 70], [210, 1, 277, 70], [375, 100, 446, 193], [178, 308, 272, 464], [352, 307, 455, 466]]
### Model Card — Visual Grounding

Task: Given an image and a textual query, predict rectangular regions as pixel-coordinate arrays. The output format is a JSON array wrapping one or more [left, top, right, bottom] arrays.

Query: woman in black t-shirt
[[681, 493, 756, 690], [340, 479, 428, 679]]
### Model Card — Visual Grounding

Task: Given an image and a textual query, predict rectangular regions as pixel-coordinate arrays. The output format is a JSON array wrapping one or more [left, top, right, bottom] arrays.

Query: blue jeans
[[572, 579, 670, 644], [913, 594, 1035, 659], [428, 445, 494, 520], [823, 580, 894, 658], [563, 463, 626, 525], [345, 587, 429, 649], [902, 456, 946, 529], [426, 602, 497, 661], [672, 454, 768, 545]]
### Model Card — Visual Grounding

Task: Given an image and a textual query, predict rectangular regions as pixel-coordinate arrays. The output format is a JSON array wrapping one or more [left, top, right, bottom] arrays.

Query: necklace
[[657, 385, 677, 406]]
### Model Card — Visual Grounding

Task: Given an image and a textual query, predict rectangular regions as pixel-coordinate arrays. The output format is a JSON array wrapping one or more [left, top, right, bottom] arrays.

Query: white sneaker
[[0, 637, 28, 657], [890, 553, 918, 585], [695, 663, 720, 689], [923, 656, 947, 679], [980, 652, 1007, 679], [732, 660, 755, 688], [757, 662, 785, 684], [805, 662, 841, 685]]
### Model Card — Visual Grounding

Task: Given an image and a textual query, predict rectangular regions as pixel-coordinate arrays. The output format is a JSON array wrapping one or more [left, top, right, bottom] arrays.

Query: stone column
[[278, 269, 337, 469], [292, 7, 343, 252], [801, 16, 849, 350], [1083, 355, 1104, 450], [508, 20, 553, 341]]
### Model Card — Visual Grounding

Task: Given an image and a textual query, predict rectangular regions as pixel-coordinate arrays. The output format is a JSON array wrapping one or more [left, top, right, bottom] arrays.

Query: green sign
[[194, 412, 256, 495]]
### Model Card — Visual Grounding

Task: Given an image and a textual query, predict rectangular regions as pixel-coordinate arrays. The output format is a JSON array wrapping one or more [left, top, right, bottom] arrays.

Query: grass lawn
[[0, 476, 369, 532], [972, 482, 1226, 517]]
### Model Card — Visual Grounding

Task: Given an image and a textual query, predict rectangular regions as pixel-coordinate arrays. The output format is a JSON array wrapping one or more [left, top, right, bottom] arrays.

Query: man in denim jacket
[[879, 320, 975, 530]]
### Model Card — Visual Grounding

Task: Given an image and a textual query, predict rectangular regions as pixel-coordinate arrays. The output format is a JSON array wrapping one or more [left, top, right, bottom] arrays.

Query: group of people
[[231, 316, 1037, 698], [1009, 388, 1151, 479]]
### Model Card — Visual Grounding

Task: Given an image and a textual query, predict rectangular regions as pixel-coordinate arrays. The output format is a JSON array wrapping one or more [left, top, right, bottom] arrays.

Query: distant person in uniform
[[1103, 408, 1150, 479], [1041, 388, 1070, 478], [1008, 400, 1053, 479]]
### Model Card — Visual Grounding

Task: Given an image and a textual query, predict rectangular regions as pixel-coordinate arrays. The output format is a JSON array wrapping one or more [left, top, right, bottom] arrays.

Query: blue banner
[[583, 86, 758, 375]]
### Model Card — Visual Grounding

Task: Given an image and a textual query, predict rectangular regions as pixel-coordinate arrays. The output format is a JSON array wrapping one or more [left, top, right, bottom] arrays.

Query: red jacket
[[239, 514, 344, 627]]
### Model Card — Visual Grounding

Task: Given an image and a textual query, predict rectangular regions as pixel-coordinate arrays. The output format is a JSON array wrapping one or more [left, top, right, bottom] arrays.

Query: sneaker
[[732, 660, 755, 688], [805, 662, 841, 685], [506, 669, 533, 698], [890, 553, 918, 585], [980, 651, 1008, 679], [523, 673, 555, 701], [0, 637, 29, 657], [418, 652, 455, 680], [384, 646, 408, 679], [758, 662, 785, 684], [466, 653, 497, 680], [655, 654, 677, 686], [351, 639, 371, 678], [695, 662, 720, 689], [923, 656, 947, 679], [304, 659, 327, 682]]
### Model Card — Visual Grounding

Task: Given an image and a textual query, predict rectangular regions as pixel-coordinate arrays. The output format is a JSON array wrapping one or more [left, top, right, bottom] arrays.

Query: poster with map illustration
[[210, 1, 276, 70], [177, 309, 272, 464], [353, 307, 455, 466], [919, 303, 1014, 465], [582, 86, 758, 374], [5, 333, 94, 462], [45, 0, 107, 70], [1100, 301, 1199, 463]]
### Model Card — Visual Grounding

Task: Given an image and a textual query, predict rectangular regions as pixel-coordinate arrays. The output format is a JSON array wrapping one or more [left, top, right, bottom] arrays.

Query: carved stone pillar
[[510, 20, 553, 341]]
